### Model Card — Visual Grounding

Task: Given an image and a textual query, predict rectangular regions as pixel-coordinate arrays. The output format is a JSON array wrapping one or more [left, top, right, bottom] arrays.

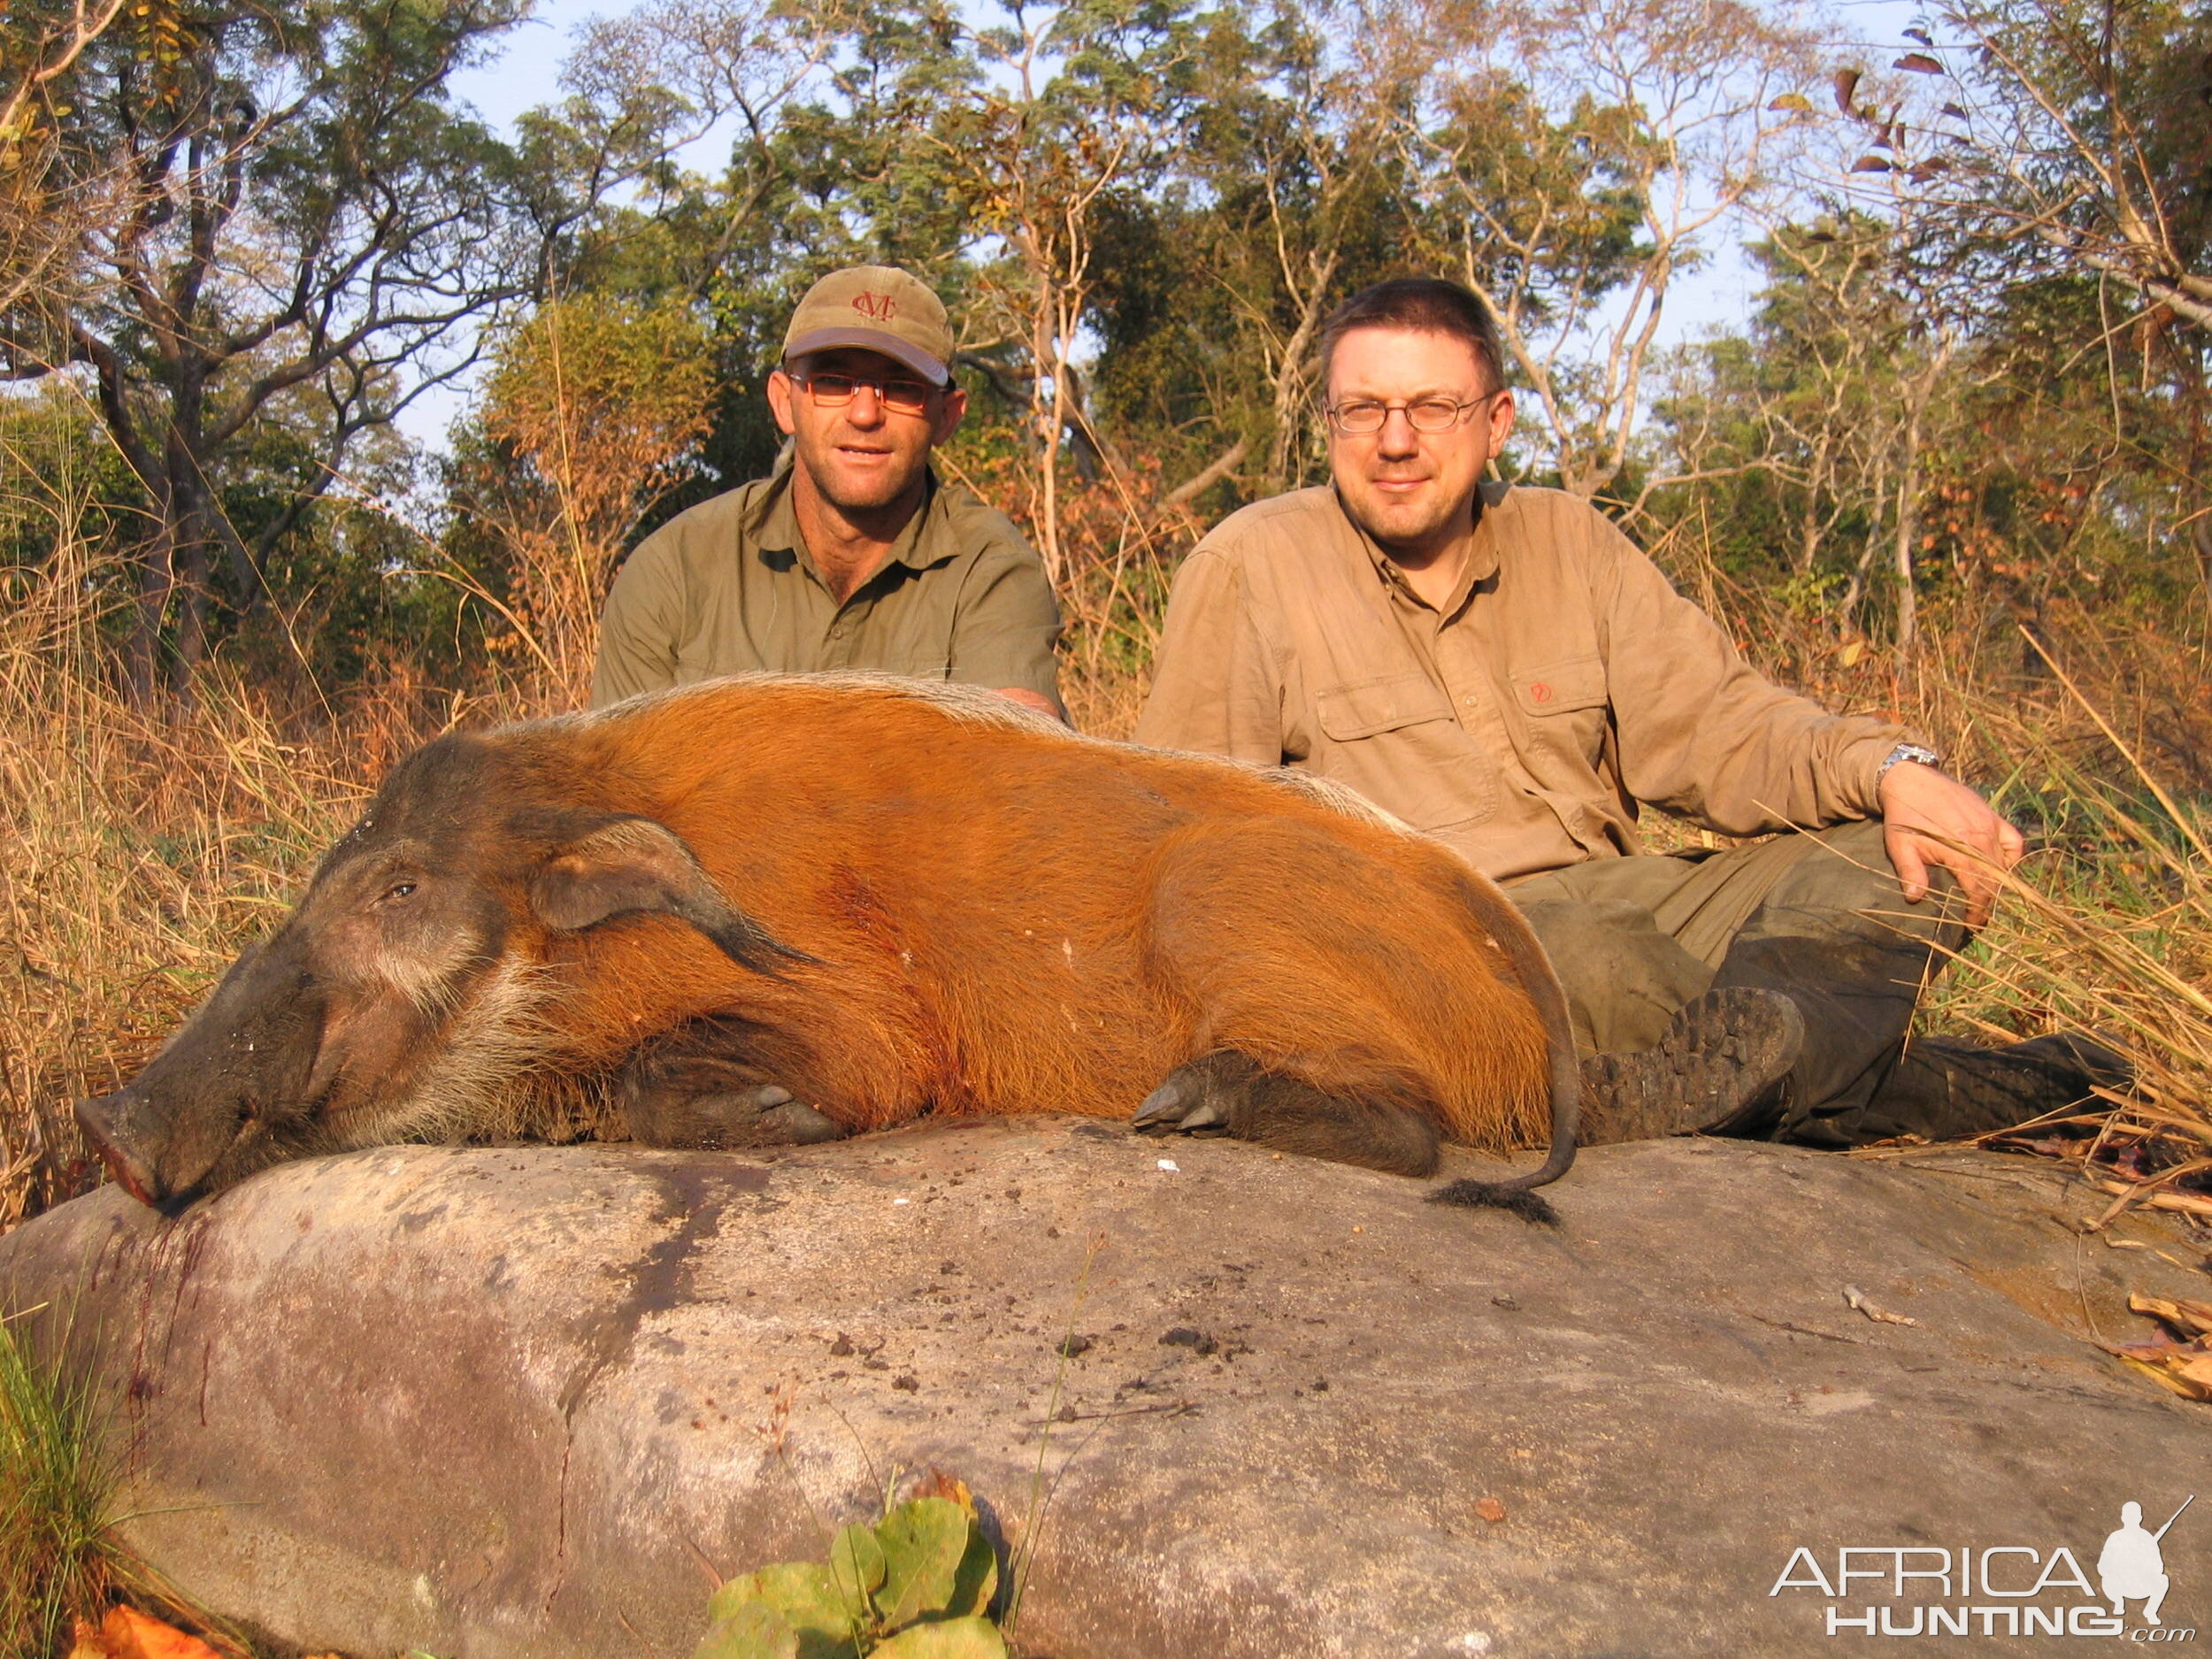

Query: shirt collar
[[1338, 478, 1511, 613], [750, 456, 950, 581]]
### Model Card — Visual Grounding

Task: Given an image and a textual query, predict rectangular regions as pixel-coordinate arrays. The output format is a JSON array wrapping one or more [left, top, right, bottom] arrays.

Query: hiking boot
[[1842, 1031, 2135, 1144], [1580, 987, 1807, 1145]]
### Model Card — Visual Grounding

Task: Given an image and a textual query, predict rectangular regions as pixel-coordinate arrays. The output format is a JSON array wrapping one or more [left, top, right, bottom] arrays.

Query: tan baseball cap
[[782, 265, 955, 386]]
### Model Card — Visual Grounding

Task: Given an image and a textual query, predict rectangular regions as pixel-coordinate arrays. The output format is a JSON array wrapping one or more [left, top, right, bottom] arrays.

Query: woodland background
[[2, 0, 2209, 1231]]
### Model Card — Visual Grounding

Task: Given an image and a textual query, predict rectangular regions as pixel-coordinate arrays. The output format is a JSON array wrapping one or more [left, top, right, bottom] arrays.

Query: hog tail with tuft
[[1425, 874, 1581, 1226], [1428, 1178, 1563, 1226]]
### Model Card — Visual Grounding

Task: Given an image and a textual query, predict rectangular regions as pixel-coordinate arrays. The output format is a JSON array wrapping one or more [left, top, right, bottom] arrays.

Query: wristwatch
[[1877, 741, 1943, 781]]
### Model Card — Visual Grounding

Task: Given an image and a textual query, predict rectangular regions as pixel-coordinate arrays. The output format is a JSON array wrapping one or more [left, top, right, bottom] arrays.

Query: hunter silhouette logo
[[2101, 1497, 2191, 1626], [851, 290, 899, 321]]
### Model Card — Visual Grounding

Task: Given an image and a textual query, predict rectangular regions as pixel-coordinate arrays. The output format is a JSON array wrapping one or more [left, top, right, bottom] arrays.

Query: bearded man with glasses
[[592, 265, 1063, 718], [1136, 275, 2124, 1150]]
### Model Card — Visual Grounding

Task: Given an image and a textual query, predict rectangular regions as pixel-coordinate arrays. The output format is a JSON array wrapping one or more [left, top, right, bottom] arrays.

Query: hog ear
[[530, 816, 814, 979]]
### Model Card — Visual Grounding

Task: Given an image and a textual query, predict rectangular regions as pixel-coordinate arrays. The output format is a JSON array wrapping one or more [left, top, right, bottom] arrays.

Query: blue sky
[[449, 0, 604, 132]]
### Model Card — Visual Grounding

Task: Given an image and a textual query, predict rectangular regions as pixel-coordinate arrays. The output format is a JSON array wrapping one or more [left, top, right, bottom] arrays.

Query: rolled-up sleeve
[[946, 542, 1064, 703], [1595, 526, 1913, 833], [1133, 548, 1286, 763]]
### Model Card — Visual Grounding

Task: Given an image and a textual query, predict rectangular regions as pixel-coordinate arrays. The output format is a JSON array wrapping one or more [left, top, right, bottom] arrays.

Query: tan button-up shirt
[[591, 462, 1062, 710], [1134, 483, 1916, 882]]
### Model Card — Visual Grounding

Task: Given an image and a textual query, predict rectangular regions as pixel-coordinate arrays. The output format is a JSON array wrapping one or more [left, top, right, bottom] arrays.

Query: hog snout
[[75, 1088, 167, 1205], [75, 1082, 251, 1207]]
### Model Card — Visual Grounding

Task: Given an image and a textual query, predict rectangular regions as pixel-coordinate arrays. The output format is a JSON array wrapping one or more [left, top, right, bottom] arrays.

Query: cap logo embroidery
[[852, 291, 899, 322]]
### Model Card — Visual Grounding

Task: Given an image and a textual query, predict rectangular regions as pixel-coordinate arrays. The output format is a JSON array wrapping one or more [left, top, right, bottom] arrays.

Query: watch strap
[[1878, 741, 1943, 781]]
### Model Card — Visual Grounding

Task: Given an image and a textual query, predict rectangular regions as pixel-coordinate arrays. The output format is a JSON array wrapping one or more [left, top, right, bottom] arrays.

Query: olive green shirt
[[1134, 483, 1919, 884], [590, 463, 1063, 710]]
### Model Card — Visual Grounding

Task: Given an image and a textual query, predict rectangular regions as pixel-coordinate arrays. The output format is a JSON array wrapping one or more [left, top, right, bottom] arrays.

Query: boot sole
[[1585, 987, 1807, 1142]]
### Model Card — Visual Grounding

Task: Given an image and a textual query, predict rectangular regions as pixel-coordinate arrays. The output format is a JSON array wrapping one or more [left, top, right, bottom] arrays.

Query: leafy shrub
[[695, 1494, 1005, 1659]]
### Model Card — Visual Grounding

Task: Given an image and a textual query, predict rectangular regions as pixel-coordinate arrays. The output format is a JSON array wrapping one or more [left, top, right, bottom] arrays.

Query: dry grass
[[1653, 528, 2212, 1211], [1921, 641, 2212, 1224], [0, 520, 521, 1227], [2, 462, 2208, 1233]]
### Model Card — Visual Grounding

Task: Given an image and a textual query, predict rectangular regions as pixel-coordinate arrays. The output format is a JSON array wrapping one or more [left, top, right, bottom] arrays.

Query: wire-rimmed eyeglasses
[[1323, 393, 1500, 434]]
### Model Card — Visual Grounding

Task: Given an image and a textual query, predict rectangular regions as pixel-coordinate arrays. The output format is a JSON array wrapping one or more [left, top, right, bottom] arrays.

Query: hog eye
[[382, 881, 418, 903]]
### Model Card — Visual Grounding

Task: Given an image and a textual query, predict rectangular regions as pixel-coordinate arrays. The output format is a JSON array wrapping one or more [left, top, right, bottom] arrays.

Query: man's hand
[[1878, 761, 2025, 926]]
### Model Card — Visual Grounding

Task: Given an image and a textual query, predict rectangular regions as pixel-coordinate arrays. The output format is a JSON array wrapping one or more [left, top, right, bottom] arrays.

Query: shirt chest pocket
[[880, 652, 953, 681], [845, 604, 951, 680], [1317, 673, 1458, 740], [1510, 653, 1609, 769], [1511, 655, 1608, 717], [1312, 672, 1496, 832]]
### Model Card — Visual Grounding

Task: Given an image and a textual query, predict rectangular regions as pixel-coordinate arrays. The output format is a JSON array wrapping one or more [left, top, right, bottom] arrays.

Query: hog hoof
[[1133, 1055, 1247, 1136], [753, 1091, 845, 1145], [626, 1082, 846, 1150], [1131, 1051, 1443, 1176], [1133, 1077, 1230, 1134]]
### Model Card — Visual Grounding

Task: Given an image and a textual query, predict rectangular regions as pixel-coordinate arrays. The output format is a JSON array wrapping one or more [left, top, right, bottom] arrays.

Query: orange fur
[[498, 677, 1555, 1152]]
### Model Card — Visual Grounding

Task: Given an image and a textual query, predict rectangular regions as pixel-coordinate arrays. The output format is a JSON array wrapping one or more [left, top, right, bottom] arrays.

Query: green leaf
[[706, 1561, 861, 1647], [869, 1617, 1010, 1659], [872, 1497, 972, 1628], [831, 1519, 889, 1605], [694, 1601, 801, 1659], [943, 1513, 999, 1620]]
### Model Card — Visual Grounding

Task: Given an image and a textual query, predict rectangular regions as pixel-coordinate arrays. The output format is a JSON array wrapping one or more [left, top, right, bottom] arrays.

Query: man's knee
[[1515, 896, 1711, 1056], [1759, 818, 1968, 949]]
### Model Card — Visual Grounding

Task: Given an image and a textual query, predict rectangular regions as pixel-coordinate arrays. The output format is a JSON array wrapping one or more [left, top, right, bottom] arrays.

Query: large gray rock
[[1, 1121, 2206, 1659]]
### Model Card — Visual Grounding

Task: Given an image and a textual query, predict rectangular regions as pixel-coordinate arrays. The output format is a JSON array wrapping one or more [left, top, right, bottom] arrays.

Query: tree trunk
[[1892, 373, 1936, 662], [1892, 437, 1921, 659], [1031, 273, 1063, 588], [1795, 430, 1833, 576], [1264, 252, 1339, 494], [173, 528, 209, 699], [127, 520, 173, 709]]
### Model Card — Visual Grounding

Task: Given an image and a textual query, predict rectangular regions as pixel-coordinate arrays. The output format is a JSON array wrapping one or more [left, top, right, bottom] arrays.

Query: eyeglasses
[[786, 370, 940, 417], [1324, 394, 1498, 434]]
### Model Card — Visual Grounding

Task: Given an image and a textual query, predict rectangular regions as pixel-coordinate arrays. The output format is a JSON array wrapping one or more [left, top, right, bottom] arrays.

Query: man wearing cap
[[591, 265, 1063, 718]]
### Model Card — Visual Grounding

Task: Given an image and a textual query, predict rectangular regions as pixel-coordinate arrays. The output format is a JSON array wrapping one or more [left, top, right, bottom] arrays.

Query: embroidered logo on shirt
[[1529, 682, 1555, 704]]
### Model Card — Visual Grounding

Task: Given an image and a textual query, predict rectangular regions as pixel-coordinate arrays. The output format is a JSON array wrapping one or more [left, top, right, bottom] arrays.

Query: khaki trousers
[[1508, 819, 1970, 1142]]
